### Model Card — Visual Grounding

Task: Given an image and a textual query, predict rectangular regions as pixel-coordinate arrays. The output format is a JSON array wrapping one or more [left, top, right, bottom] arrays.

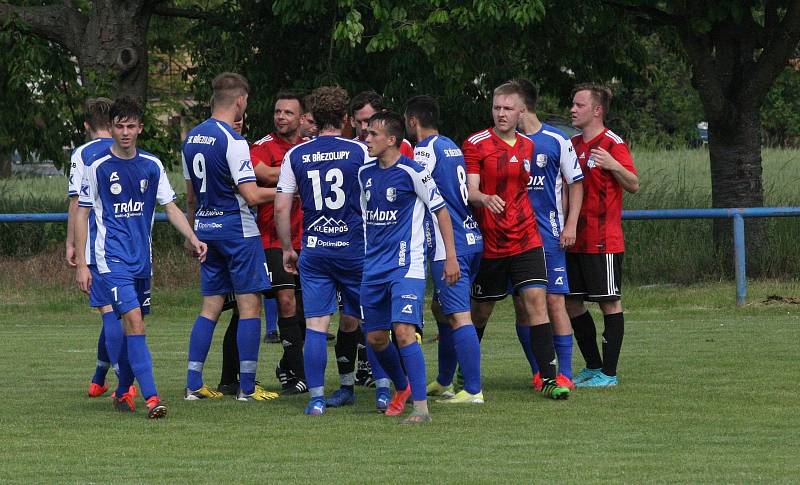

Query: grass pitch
[[1, 281, 799, 484]]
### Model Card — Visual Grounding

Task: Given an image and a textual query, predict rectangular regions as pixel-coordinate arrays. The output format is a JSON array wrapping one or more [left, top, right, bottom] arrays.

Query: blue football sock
[[237, 317, 261, 395], [366, 344, 391, 389], [102, 312, 124, 374], [436, 322, 457, 386], [186, 315, 217, 390], [115, 335, 135, 397], [554, 334, 574, 379], [399, 341, 427, 402], [373, 342, 408, 391], [126, 334, 158, 400], [92, 324, 110, 385], [304, 329, 328, 398], [264, 297, 278, 335], [515, 325, 539, 374], [453, 325, 482, 394]]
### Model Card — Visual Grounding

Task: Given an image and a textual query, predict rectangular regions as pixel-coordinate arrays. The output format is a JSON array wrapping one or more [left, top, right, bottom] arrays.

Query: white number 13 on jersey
[[308, 169, 345, 210]]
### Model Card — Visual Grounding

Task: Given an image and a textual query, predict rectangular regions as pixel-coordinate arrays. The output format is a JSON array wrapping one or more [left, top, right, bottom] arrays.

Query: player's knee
[[565, 296, 585, 318], [276, 290, 296, 316], [471, 301, 494, 326], [367, 331, 390, 349], [392, 324, 417, 347], [599, 299, 622, 315], [236, 293, 262, 319], [340, 314, 359, 332]]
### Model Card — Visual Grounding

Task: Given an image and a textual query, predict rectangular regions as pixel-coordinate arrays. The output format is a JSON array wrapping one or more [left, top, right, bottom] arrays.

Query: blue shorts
[[543, 239, 570, 294], [299, 254, 362, 318], [200, 237, 270, 296], [361, 278, 426, 332], [431, 253, 481, 315], [89, 265, 113, 308], [91, 269, 151, 318]]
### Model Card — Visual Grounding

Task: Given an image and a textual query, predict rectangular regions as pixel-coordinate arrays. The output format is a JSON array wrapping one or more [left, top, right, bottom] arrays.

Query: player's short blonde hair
[[572, 83, 613, 117], [212, 72, 249, 107]]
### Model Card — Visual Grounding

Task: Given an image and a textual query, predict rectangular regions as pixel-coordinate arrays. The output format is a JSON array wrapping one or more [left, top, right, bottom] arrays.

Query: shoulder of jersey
[[358, 160, 377, 176], [465, 129, 491, 145], [399, 156, 426, 172], [213, 120, 244, 141], [253, 134, 274, 146], [76, 138, 112, 164], [604, 129, 625, 145], [137, 149, 159, 161], [540, 124, 570, 142]]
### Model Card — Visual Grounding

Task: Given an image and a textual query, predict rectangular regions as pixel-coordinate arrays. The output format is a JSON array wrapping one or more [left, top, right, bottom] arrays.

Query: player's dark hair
[[493, 81, 526, 101], [303, 93, 316, 114], [510, 78, 538, 111], [572, 83, 613, 117], [110, 95, 143, 123], [275, 90, 305, 112], [212, 72, 249, 107], [84, 97, 112, 132], [368, 111, 404, 148], [311, 85, 349, 130], [349, 90, 384, 116], [404, 95, 439, 129]]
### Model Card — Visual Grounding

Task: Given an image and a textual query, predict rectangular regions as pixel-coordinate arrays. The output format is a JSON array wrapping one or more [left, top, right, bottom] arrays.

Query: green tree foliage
[[0, 17, 86, 169]]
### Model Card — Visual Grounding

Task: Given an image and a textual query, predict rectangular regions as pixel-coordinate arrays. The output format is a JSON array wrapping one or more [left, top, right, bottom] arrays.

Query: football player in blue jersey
[[359, 111, 460, 424], [66, 97, 132, 399], [404, 95, 485, 404], [275, 85, 380, 415], [182, 73, 279, 402], [513, 79, 584, 391], [75, 96, 207, 419]]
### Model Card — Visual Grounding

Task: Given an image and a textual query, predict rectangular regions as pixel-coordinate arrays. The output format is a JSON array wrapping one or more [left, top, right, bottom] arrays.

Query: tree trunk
[[0, 1, 152, 101], [706, 107, 766, 275], [75, 1, 151, 100], [0, 150, 11, 179]]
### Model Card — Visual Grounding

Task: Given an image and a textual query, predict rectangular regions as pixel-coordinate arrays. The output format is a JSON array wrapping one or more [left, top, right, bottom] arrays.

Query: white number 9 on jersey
[[192, 153, 207, 193]]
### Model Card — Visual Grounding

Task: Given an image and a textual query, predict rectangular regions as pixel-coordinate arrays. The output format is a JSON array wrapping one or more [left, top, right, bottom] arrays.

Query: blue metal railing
[[3, 207, 800, 305]]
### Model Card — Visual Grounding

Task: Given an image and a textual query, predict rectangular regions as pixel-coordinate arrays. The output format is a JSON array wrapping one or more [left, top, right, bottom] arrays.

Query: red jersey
[[569, 128, 637, 254], [250, 133, 303, 250], [463, 128, 541, 258], [400, 139, 414, 158]]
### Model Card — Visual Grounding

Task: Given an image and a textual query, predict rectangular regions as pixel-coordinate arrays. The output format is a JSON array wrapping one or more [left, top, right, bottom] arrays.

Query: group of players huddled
[[66, 72, 638, 422]]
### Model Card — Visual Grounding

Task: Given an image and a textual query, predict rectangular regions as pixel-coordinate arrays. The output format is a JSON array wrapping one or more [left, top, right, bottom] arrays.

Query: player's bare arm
[[590, 147, 639, 193], [561, 180, 584, 249], [74, 205, 92, 294], [467, 173, 505, 213], [66, 196, 79, 267], [237, 181, 276, 206], [273, 191, 298, 275], [164, 201, 207, 262], [433, 205, 461, 285], [254, 162, 281, 187]]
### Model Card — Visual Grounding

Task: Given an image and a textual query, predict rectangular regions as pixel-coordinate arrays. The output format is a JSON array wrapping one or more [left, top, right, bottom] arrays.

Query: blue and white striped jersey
[[78, 148, 176, 276], [182, 118, 259, 240], [526, 123, 583, 240], [68, 137, 114, 264], [358, 156, 445, 283], [277, 136, 372, 259], [414, 134, 483, 261]]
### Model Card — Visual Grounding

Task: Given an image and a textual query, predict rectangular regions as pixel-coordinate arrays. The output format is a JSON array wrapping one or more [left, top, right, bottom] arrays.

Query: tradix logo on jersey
[[308, 215, 348, 235], [365, 208, 398, 224], [113, 199, 144, 218]]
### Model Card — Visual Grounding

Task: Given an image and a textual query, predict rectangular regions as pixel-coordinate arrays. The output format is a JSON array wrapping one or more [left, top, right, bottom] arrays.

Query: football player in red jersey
[[349, 90, 415, 157], [249, 92, 309, 394], [566, 83, 639, 389], [464, 81, 569, 400]]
